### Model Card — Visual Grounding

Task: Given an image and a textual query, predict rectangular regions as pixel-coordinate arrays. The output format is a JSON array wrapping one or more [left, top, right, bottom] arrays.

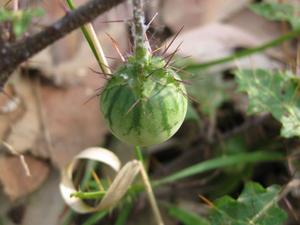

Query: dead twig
[[0, 0, 125, 89]]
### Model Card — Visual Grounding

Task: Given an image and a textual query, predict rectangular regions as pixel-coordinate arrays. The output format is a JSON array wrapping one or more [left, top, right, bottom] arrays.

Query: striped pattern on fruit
[[100, 55, 188, 147]]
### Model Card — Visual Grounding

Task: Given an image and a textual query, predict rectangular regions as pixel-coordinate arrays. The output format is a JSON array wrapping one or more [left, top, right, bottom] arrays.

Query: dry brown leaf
[[6, 75, 41, 154], [27, 2, 130, 84], [226, 8, 281, 43], [0, 155, 49, 200], [162, 0, 251, 31], [34, 73, 108, 168], [0, 82, 25, 139], [0, 71, 108, 170], [167, 23, 262, 59], [166, 23, 282, 71]]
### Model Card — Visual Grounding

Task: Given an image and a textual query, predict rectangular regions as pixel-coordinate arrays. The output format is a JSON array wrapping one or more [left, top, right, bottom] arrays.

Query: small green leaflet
[[250, 2, 300, 30], [210, 182, 287, 225], [168, 182, 287, 225], [235, 69, 300, 138], [176, 59, 231, 117], [0, 8, 44, 37], [188, 73, 230, 116], [168, 206, 210, 225]]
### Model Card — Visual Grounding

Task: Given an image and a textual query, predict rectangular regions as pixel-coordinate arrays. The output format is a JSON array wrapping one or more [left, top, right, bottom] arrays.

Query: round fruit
[[100, 55, 188, 147]]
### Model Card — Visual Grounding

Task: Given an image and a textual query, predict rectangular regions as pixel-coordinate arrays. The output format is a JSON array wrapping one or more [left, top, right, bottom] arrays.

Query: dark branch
[[0, 0, 125, 88]]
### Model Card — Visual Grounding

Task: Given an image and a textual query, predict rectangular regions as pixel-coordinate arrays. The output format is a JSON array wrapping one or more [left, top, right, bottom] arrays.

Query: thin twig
[[0, 0, 125, 88], [139, 162, 165, 225], [1, 141, 31, 176], [84, 24, 111, 75]]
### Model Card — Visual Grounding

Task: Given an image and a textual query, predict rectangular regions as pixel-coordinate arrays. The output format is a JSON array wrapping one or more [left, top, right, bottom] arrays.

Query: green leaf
[[82, 211, 107, 225], [168, 206, 210, 225], [175, 56, 230, 116], [153, 151, 283, 187], [235, 69, 300, 138], [189, 73, 230, 116], [114, 202, 133, 225], [185, 102, 201, 122], [0, 8, 44, 37], [210, 182, 287, 225], [250, 2, 300, 30]]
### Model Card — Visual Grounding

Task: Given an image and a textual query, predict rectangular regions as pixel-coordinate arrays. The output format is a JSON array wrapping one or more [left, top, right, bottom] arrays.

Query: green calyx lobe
[[100, 53, 188, 147]]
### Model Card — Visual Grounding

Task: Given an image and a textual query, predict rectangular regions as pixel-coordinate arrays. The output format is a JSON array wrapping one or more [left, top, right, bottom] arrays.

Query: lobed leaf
[[210, 182, 287, 225], [250, 2, 300, 30], [0, 8, 44, 37], [235, 69, 300, 138], [153, 151, 283, 186]]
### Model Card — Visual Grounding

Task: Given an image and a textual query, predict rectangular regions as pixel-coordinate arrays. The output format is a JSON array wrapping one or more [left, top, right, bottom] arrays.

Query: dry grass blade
[[59, 147, 141, 213], [98, 160, 140, 210], [59, 147, 121, 213]]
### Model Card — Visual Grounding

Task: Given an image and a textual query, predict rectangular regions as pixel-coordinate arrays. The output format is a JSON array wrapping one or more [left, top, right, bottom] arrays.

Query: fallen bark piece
[[0, 155, 49, 200]]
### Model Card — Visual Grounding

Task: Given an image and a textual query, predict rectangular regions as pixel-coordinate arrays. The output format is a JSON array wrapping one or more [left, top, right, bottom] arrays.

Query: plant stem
[[134, 145, 144, 162], [71, 190, 106, 199], [135, 146, 164, 225], [132, 0, 149, 59], [184, 28, 300, 71]]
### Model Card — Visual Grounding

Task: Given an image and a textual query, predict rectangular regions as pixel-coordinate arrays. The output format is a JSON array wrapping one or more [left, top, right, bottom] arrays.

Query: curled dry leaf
[[59, 147, 140, 213]]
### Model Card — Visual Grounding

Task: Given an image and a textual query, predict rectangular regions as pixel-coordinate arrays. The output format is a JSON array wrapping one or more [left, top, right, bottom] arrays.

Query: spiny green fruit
[[100, 53, 188, 147]]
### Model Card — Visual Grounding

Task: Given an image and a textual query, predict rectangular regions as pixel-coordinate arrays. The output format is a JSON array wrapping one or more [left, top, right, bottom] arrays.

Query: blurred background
[[0, 0, 299, 224]]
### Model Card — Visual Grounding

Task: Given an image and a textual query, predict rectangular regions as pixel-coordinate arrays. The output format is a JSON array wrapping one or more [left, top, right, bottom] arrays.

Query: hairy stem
[[132, 0, 149, 59], [135, 146, 165, 225]]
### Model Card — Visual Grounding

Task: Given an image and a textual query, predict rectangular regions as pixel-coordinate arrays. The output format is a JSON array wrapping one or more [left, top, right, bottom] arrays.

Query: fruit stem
[[134, 146, 144, 162], [132, 0, 150, 60], [135, 146, 165, 225]]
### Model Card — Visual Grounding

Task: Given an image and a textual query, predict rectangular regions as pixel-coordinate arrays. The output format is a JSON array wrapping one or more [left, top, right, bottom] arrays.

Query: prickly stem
[[132, 0, 150, 60]]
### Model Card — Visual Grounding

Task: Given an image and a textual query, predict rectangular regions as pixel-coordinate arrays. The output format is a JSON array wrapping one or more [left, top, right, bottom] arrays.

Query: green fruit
[[100, 54, 188, 147]]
